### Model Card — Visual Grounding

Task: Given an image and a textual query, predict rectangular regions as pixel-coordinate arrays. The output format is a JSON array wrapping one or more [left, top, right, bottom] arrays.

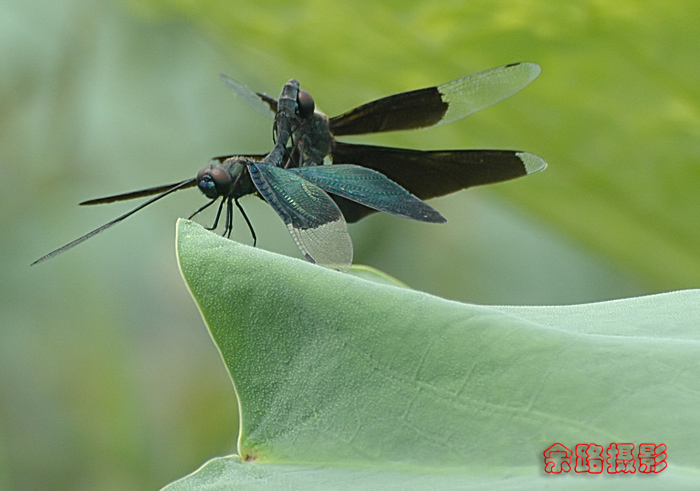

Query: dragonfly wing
[[247, 162, 353, 271], [290, 165, 445, 223], [81, 154, 271, 206], [329, 141, 546, 222], [219, 74, 277, 119], [329, 62, 540, 136], [80, 179, 198, 205], [94, 154, 265, 209]]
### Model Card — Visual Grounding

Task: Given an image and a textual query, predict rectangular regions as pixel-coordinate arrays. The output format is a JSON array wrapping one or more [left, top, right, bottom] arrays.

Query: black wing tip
[[30, 256, 47, 267], [30, 249, 64, 266], [505, 61, 541, 69], [516, 152, 547, 175], [79, 198, 102, 206], [500, 62, 542, 82], [32, 179, 197, 267], [30, 239, 81, 266]]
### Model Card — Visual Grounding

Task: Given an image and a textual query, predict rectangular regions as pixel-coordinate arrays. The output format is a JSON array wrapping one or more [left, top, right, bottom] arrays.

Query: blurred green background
[[2, 0, 698, 489]]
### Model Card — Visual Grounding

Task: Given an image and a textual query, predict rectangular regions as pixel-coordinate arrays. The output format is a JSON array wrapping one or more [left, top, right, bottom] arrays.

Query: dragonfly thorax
[[296, 112, 332, 166]]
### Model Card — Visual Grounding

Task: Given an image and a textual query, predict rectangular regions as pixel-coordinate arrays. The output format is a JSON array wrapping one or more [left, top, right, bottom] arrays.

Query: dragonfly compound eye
[[197, 166, 232, 199], [296, 89, 315, 119]]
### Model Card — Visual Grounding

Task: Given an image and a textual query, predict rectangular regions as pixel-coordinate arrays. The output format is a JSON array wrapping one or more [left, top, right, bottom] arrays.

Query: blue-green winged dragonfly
[[32, 62, 546, 270]]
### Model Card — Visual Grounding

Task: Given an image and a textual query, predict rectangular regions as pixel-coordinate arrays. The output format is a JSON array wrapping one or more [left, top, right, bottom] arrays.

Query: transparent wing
[[437, 62, 541, 126], [247, 162, 353, 271], [219, 74, 277, 119], [290, 164, 445, 223], [329, 62, 541, 135]]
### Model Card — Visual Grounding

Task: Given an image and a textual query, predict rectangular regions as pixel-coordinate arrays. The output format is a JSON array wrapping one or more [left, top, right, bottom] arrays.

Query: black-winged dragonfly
[[33, 63, 546, 270]]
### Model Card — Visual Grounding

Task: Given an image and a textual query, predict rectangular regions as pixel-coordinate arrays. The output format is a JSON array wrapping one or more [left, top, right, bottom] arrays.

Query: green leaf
[[171, 219, 700, 488], [163, 456, 700, 490]]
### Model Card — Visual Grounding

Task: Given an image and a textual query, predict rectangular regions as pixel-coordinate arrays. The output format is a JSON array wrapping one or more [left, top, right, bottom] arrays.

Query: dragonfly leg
[[235, 198, 257, 247], [287, 142, 303, 168], [189, 198, 218, 225], [198, 198, 225, 231], [224, 197, 234, 238]]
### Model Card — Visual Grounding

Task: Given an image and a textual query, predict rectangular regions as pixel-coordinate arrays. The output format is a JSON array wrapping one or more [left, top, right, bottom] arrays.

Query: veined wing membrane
[[330, 141, 546, 222], [289, 165, 445, 223], [219, 74, 278, 119], [328, 62, 541, 136], [247, 162, 353, 270]]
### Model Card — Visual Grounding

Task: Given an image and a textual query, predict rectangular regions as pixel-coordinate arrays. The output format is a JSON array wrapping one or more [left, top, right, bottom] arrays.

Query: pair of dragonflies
[[32, 62, 546, 270]]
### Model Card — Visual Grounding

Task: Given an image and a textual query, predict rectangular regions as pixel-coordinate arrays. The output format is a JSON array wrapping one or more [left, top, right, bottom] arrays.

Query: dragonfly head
[[296, 89, 315, 120], [196, 164, 234, 199]]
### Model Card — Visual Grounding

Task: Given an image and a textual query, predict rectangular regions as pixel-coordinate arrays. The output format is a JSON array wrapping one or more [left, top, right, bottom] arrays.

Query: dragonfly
[[219, 62, 547, 222], [32, 63, 546, 270], [31, 81, 443, 270]]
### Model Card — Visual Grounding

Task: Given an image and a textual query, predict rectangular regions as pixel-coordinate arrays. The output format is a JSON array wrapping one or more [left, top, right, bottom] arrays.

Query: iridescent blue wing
[[247, 162, 353, 271], [289, 165, 445, 223]]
